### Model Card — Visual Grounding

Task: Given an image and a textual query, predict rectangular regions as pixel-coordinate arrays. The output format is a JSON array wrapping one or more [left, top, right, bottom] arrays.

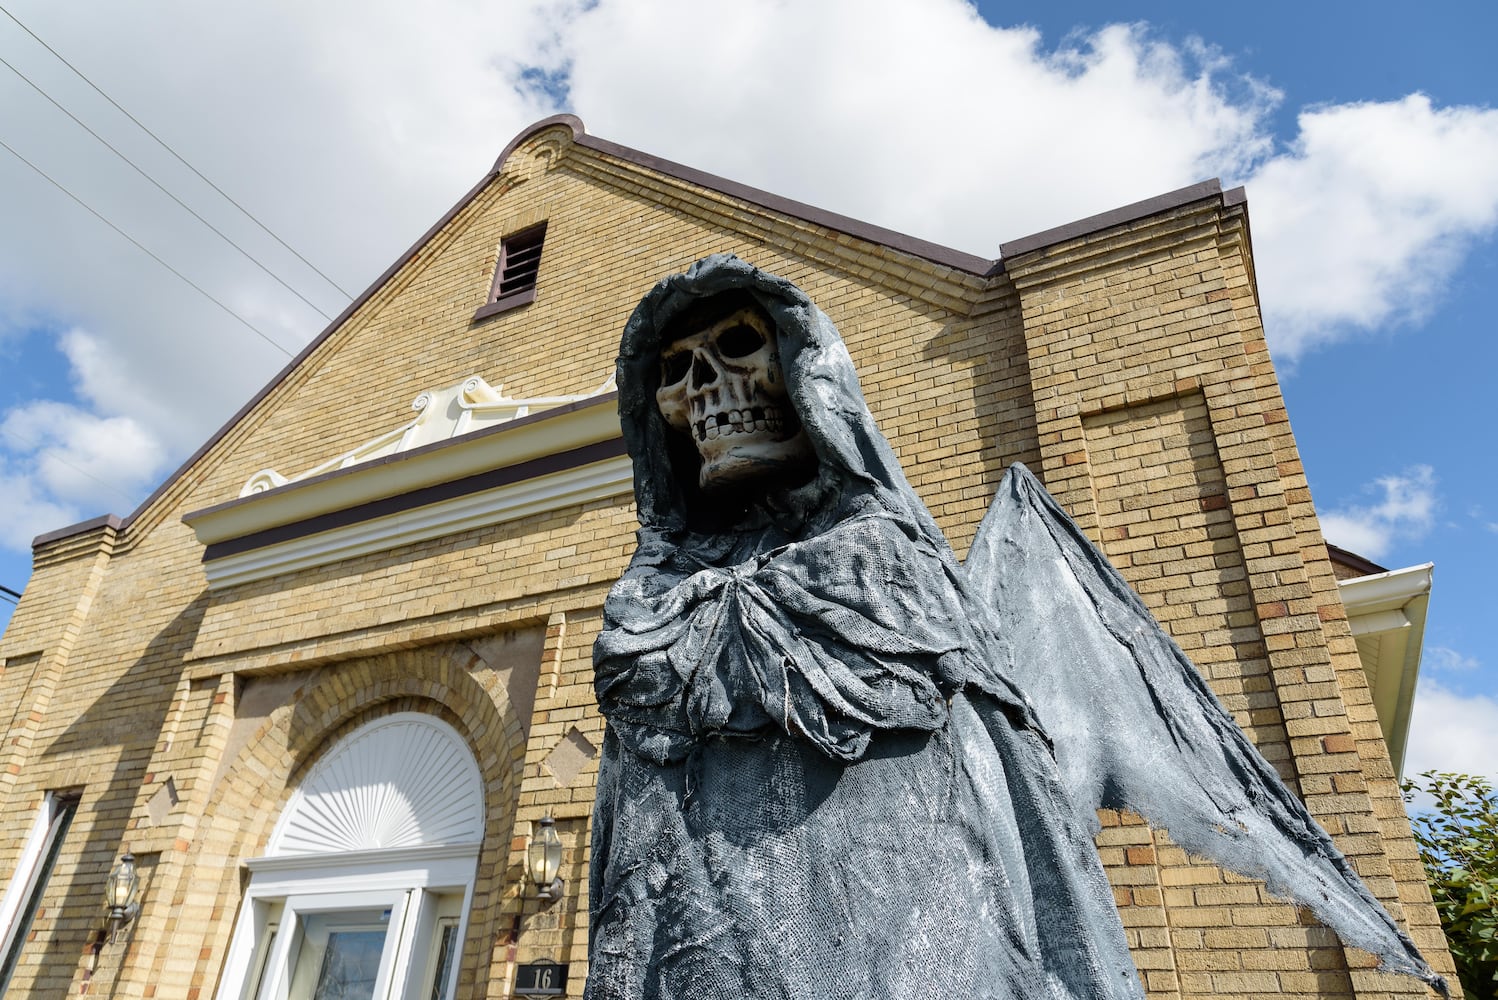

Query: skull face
[[656, 306, 813, 489]]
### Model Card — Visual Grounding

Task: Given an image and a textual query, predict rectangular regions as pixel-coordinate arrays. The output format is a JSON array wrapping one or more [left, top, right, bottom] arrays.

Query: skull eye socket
[[660, 351, 692, 386], [716, 323, 765, 359]]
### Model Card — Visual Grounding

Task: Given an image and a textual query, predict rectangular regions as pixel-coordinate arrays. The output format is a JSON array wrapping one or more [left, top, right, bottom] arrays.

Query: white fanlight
[[220, 714, 484, 1000], [268, 714, 484, 856]]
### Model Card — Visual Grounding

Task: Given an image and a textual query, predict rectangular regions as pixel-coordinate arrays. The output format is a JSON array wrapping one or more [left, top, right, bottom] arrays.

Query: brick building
[[0, 115, 1457, 998]]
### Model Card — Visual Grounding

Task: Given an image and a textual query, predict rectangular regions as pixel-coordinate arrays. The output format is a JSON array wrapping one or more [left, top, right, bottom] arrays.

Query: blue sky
[[1, 0, 1494, 786]]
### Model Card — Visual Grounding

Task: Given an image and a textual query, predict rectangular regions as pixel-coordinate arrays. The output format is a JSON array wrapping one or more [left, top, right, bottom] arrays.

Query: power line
[[0, 52, 336, 322], [0, 3, 355, 301], [0, 585, 21, 606], [0, 424, 145, 504], [0, 136, 296, 358]]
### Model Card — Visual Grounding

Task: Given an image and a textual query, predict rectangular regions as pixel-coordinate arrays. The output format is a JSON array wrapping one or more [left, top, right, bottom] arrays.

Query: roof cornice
[[31, 115, 1243, 553], [998, 180, 1223, 258], [572, 129, 998, 276]]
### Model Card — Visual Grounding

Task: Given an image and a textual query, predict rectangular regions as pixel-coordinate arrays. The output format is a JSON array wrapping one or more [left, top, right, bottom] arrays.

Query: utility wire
[[1, 585, 22, 605], [0, 3, 355, 301], [0, 52, 336, 322], [0, 423, 146, 505], [0, 136, 296, 358]]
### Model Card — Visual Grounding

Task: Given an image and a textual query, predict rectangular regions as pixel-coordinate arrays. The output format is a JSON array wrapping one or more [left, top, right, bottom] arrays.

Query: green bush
[[1404, 771, 1498, 1000]]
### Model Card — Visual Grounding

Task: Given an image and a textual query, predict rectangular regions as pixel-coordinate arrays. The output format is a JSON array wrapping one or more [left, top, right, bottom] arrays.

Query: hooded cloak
[[587, 255, 1442, 1000]]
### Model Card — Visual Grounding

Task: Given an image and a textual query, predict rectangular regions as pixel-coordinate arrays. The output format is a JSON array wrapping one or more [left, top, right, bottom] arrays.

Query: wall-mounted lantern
[[526, 816, 563, 900], [104, 853, 140, 940]]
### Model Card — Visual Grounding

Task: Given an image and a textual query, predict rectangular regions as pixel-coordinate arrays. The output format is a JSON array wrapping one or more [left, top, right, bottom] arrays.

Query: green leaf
[[1408, 771, 1498, 999]]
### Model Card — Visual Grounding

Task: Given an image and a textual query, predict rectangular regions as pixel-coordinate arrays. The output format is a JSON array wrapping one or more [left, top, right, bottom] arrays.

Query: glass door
[[253, 892, 408, 1000], [287, 909, 390, 1000]]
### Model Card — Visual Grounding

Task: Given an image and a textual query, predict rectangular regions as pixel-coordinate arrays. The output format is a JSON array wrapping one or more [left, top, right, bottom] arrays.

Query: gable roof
[[33, 114, 1245, 550]]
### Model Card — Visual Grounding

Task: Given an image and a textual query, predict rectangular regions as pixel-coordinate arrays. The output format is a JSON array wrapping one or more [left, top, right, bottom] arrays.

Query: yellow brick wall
[[0, 124, 1454, 998], [1004, 200, 1453, 997]]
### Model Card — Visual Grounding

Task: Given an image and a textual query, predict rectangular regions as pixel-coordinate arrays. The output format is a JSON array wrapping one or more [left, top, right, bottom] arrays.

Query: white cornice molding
[[198, 455, 631, 589], [182, 387, 629, 590], [246, 843, 481, 875], [188, 386, 614, 513], [187, 389, 619, 546], [238, 373, 614, 496]]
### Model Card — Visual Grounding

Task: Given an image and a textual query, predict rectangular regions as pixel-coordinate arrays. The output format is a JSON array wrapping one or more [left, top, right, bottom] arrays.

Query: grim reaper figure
[[588, 254, 1443, 1000]]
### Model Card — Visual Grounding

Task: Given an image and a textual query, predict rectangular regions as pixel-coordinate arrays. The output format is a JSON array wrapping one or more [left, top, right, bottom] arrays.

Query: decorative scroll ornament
[[240, 372, 615, 497]]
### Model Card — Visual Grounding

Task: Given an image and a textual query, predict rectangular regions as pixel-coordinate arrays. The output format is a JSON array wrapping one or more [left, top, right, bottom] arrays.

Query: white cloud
[[2, 1, 1497, 549], [563, 4, 1279, 257], [1319, 465, 1437, 561], [1248, 95, 1498, 357], [0, 0, 570, 454], [557, 3, 1498, 363], [0, 459, 82, 551], [0, 328, 171, 552], [54, 328, 179, 437], [1404, 677, 1498, 808], [1, 400, 165, 506], [1426, 645, 1481, 673]]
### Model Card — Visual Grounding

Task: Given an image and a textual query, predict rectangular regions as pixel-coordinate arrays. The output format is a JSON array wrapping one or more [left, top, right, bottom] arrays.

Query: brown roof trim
[[33, 121, 572, 552], [111, 160, 515, 532], [1219, 185, 1264, 311], [489, 113, 585, 173], [999, 179, 1225, 259], [32, 513, 123, 549], [1327, 543, 1389, 578], [33, 114, 1246, 551], [200, 436, 627, 562], [573, 131, 999, 277]]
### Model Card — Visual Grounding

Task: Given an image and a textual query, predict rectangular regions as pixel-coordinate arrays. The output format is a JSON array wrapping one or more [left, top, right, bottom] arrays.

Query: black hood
[[616, 253, 946, 548]]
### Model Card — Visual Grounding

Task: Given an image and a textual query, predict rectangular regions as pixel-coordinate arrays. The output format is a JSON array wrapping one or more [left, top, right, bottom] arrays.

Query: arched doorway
[[216, 713, 484, 1000]]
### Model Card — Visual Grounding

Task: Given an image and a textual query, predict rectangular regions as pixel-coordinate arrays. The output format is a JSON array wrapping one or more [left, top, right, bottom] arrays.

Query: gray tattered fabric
[[587, 255, 1443, 1000]]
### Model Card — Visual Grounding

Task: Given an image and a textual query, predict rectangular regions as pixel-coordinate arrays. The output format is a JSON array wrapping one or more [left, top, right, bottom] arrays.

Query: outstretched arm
[[962, 463, 1445, 994]]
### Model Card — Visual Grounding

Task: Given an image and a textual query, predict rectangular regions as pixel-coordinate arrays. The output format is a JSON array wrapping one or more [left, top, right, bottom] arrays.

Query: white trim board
[[198, 455, 631, 590]]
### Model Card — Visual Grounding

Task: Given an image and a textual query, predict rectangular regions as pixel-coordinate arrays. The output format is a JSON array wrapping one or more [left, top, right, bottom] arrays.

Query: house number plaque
[[515, 959, 567, 996]]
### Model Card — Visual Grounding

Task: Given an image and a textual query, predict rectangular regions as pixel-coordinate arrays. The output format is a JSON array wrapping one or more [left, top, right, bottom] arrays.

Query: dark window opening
[[474, 223, 547, 321], [0, 791, 81, 993]]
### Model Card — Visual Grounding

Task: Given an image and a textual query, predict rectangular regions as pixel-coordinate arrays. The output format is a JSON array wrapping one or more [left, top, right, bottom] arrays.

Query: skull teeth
[[694, 406, 786, 442]]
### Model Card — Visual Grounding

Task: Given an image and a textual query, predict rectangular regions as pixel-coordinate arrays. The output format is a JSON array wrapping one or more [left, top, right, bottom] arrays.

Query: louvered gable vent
[[475, 222, 547, 320]]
